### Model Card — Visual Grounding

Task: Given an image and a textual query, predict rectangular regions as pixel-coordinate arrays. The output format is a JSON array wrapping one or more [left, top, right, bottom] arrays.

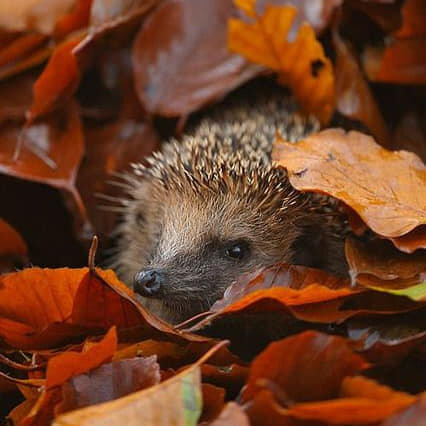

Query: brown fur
[[110, 98, 348, 323]]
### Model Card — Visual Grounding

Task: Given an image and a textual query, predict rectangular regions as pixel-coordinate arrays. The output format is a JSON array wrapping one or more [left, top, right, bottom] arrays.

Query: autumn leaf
[[56, 355, 160, 414], [45, 326, 117, 389], [0, 266, 207, 349], [390, 226, 426, 254], [362, 0, 426, 84], [0, 101, 88, 236], [382, 396, 426, 426], [333, 28, 390, 146], [54, 0, 92, 39], [0, 33, 47, 68], [0, 72, 35, 123], [273, 128, 426, 240], [52, 342, 227, 426], [28, 36, 83, 122], [132, 0, 260, 118], [0, 218, 27, 258], [209, 402, 249, 425], [246, 360, 417, 425], [229, 1, 335, 124], [0, 0, 76, 34], [241, 331, 368, 403], [0, 40, 52, 82], [76, 117, 160, 237], [345, 238, 426, 294], [189, 262, 426, 336], [347, 316, 426, 364]]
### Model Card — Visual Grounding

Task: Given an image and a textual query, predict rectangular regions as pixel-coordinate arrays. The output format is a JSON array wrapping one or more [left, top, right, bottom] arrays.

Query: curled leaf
[[345, 238, 426, 293], [273, 128, 426, 239], [241, 331, 367, 403]]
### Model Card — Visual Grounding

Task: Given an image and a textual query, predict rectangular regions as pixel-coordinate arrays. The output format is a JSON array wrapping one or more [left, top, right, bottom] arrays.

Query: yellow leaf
[[229, 3, 335, 124], [233, 0, 256, 18]]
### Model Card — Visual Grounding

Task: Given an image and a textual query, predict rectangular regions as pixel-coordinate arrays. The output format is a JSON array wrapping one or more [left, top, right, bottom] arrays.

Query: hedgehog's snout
[[134, 268, 164, 297]]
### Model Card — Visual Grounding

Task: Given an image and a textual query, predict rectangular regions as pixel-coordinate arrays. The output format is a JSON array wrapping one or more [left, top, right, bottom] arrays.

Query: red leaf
[[56, 355, 160, 413], [28, 37, 82, 121], [45, 326, 117, 389], [54, 0, 93, 39], [132, 0, 259, 117], [241, 331, 367, 403]]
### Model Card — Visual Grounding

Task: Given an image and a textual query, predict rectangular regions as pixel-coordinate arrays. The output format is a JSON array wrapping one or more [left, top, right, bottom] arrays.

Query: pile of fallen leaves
[[0, 0, 425, 424]]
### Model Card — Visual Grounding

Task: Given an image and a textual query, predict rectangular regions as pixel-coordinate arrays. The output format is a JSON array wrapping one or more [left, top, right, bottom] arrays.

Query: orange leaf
[[45, 326, 117, 389], [242, 331, 367, 403], [229, 3, 335, 124], [382, 396, 426, 426], [0, 266, 207, 349], [345, 238, 426, 290], [0, 33, 47, 68], [0, 218, 27, 257], [53, 342, 226, 426], [0, 100, 84, 190], [363, 40, 426, 85], [189, 262, 425, 332], [362, 0, 426, 85], [28, 36, 82, 121], [200, 383, 226, 423], [390, 226, 426, 253], [54, 0, 92, 39], [56, 355, 160, 414], [273, 128, 426, 239]]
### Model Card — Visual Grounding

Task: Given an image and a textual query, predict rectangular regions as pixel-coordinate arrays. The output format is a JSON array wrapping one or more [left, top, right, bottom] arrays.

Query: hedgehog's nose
[[134, 269, 163, 297]]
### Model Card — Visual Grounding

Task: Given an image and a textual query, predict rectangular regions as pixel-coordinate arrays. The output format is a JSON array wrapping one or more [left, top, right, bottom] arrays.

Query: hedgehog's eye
[[225, 241, 250, 260]]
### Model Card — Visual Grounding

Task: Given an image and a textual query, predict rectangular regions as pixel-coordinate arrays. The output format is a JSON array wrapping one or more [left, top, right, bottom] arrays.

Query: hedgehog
[[109, 96, 348, 324]]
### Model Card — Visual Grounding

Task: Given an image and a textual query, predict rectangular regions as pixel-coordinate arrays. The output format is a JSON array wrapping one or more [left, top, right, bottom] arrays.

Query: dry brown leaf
[[273, 128, 426, 239], [54, 0, 92, 39], [241, 331, 368, 403], [0, 72, 35, 123], [390, 226, 426, 253], [345, 238, 426, 290], [333, 29, 390, 146], [0, 218, 27, 258], [189, 262, 426, 335], [56, 355, 160, 414], [229, 1, 335, 124], [76, 118, 160, 237], [362, 0, 426, 85], [0, 101, 84, 193], [132, 0, 260, 118], [363, 40, 426, 85], [53, 342, 226, 426], [0, 101, 88, 235], [0, 33, 47, 68], [0, 42, 52, 81], [28, 36, 83, 122]]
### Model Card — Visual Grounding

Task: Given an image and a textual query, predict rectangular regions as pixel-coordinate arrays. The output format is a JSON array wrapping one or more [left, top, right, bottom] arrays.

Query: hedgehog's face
[[116, 183, 301, 323]]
